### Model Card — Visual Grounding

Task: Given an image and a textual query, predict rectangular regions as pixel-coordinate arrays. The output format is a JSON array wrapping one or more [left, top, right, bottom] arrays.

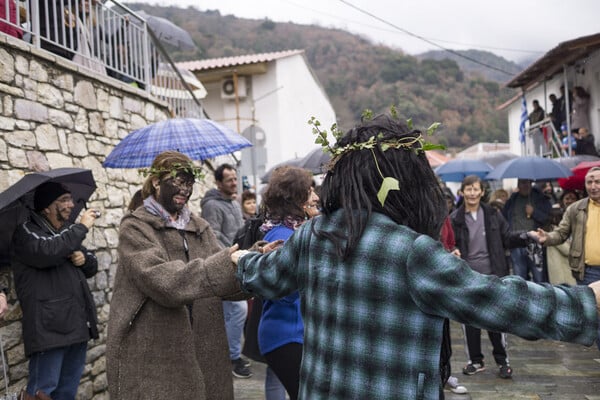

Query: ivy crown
[[308, 107, 445, 207], [308, 107, 444, 164], [138, 161, 205, 181]]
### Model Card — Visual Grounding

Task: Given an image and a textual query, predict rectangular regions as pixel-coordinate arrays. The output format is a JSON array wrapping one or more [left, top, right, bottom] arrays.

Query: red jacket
[[439, 215, 455, 251], [0, 0, 23, 39]]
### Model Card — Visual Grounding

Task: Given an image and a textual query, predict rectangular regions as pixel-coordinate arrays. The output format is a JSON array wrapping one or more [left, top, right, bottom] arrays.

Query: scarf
[[143, 196, 191, 230], [260, 214, 305, 233]]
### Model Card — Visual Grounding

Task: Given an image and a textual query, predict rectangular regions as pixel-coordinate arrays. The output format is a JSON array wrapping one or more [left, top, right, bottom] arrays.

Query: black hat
[[34, 182, 70, 211]]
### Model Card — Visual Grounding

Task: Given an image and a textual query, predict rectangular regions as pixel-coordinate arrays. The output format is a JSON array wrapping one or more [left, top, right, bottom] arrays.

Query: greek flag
[[519, 95, 527, 144]]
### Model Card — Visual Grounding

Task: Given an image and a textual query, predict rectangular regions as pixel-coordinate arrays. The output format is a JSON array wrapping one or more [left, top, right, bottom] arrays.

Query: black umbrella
[[261, 148, 331, 184], [0, 168, 97, 263]]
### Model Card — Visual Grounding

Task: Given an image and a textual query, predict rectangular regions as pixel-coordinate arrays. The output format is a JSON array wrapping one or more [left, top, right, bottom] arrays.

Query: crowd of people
[[3, 116, 600, 399], [533, 85, 599, 157]]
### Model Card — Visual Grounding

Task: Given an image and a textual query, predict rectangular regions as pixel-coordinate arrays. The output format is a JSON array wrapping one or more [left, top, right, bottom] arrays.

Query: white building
[[178, 50, 336, 190], [501, 33, 600, 156]]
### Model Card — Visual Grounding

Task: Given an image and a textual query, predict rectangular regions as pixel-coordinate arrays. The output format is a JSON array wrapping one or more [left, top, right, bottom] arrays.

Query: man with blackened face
[[108, 151, 248, 399], [154, 172, 195, 216]]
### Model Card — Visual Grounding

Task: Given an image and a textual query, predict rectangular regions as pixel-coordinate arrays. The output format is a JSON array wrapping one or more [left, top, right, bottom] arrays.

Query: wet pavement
[[234, 321, 600, 399]]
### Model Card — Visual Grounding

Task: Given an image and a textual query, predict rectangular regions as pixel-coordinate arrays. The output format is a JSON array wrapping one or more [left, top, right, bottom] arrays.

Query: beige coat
[[107, 208, 245, 400], [544, 198, 589, 281]]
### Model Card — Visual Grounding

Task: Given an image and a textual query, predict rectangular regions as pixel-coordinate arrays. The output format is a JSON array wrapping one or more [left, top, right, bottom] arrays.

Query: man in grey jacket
[[201, 164, 252, 378]]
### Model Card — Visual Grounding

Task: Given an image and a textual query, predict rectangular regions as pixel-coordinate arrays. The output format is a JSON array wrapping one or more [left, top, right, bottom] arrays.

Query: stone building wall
[[0, 34, 212, 399]]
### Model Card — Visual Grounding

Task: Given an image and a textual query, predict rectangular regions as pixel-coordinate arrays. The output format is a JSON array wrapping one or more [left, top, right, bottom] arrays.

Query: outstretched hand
[[230, 239, 285, 265], [259, 239, 284, 254], [533, 228, 548, 244]]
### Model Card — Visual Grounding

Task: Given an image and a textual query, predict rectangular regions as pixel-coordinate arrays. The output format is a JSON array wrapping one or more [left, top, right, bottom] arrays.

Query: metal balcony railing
[[525, 118, 570, 159], [0, 0, 204, 118]]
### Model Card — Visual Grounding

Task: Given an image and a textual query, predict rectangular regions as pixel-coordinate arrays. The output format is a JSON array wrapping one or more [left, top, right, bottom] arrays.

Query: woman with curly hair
[[258, 166, 319, 400]]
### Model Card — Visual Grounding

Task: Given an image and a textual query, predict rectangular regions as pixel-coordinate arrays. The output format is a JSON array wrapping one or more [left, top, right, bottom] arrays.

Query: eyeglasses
[[163, 176, 195, 190], [56, 194, 74, 204]]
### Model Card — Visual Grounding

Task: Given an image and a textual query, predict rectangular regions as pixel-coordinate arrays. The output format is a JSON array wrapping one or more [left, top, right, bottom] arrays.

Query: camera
[[93, 210, 101, 218]]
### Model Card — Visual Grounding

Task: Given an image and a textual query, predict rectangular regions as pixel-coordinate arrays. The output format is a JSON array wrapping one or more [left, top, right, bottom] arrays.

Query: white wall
[[199, 53, 336, 191]]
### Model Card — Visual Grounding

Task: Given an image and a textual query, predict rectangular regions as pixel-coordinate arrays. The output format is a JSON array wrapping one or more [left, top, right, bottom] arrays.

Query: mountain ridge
[[128, 3, 520, 149]]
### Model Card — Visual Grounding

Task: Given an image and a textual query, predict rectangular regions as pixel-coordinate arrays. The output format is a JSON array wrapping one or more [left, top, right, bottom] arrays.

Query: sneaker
[[232, 358, 253, 378], [498, 364, 513, 379], [231, 357, 251, 367], [462, 362, 485, 375], [445, 376, 468, 394], [239, 356, 251, 367]]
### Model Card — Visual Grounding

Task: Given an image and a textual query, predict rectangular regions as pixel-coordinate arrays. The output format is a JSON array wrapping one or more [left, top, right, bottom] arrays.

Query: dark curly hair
[[263, 166, 313, 220], [318, 114, 445, 258]]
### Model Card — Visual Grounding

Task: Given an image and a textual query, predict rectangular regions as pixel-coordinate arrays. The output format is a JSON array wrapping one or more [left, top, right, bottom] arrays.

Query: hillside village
[[0, 1, 600, 399]]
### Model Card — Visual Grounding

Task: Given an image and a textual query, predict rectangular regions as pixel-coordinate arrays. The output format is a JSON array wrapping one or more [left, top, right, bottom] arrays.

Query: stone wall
[[0, 34, 212, 399]]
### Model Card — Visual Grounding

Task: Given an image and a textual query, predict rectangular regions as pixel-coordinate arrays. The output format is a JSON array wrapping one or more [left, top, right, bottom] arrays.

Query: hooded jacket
[[11, 211, 98, 356], [107, 207, 246, 400], [200, 188, 244, 247]]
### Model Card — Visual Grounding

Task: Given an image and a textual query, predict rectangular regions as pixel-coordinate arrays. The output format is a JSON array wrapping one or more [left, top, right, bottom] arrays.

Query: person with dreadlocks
[[107, 151, 250, 400], [232, 114, 600, 400]]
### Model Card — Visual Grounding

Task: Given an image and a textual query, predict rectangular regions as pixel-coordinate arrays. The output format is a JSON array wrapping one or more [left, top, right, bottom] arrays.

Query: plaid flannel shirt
[[238, 210, 599, 400]]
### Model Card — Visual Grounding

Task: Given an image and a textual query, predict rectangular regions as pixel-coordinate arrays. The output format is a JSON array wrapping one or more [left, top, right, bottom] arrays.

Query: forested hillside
[[417, 49, 523, 83], [128, 4, 521, 149]]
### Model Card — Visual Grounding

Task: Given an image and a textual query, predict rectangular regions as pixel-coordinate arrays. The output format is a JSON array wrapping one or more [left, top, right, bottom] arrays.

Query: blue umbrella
[[434, 159, 493, 182], [485, 156, 573, 181], [103, 118, 252, 168]]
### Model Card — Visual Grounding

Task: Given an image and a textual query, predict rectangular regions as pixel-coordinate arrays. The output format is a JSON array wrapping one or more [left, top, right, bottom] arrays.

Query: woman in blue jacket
[[259, 166, 319, 400]]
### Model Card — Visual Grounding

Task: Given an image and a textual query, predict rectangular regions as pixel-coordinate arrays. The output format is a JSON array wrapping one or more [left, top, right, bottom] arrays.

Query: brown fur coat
[[107, 207, 246, 399]]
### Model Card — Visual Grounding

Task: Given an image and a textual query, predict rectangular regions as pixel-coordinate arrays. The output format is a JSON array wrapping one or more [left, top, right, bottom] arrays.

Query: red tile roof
[[426, 151, 449, 167]]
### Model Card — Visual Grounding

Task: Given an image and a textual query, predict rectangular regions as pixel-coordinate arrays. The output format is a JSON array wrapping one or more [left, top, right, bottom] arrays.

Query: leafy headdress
[[309, 106, 444, 206]]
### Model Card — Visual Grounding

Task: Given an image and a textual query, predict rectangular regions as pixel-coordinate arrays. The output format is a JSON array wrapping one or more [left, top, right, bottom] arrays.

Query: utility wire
[[281, 0, 543, 55], [337, 0, 516, 76]]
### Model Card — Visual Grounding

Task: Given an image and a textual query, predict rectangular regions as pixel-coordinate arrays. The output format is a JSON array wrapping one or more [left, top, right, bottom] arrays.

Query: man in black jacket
[[11, 182, 99, 400], [451, 175, 529, 380]]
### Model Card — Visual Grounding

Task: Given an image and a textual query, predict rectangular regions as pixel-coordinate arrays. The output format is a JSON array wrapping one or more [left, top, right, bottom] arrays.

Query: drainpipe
[[521, 88, 527, 156], [233, 71, 241, 133]]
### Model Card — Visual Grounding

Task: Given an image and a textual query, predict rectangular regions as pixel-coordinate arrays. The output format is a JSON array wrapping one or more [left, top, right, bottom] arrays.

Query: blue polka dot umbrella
[[103, 118, 252, 168]]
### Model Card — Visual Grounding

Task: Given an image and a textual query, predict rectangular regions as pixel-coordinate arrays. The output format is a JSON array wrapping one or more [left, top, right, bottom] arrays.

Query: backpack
[[233, 214, 265, 250]]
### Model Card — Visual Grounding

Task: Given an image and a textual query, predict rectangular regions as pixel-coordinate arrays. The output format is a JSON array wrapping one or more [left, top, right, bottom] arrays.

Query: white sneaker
[[446, 376, 468, 394]]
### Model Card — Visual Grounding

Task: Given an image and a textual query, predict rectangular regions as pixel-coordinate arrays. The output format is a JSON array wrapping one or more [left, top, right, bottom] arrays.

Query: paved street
[[234, 321, 600, 399]]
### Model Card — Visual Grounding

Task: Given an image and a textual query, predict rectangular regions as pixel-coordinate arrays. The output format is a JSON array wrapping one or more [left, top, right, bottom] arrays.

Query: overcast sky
[[133, 0, 599, 63]]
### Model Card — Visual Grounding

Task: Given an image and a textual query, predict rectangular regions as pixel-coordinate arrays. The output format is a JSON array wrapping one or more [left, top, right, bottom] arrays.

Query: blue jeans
[[577, 266, 600, 286], [26, 342, 87, 400], [510, 247, 547, 283], [265, 366, 287, 400], [223, 300, 248, 360]]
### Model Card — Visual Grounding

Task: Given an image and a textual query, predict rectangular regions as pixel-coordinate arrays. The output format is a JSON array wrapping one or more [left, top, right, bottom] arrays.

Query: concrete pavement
[[233, 321, 600, 399]]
